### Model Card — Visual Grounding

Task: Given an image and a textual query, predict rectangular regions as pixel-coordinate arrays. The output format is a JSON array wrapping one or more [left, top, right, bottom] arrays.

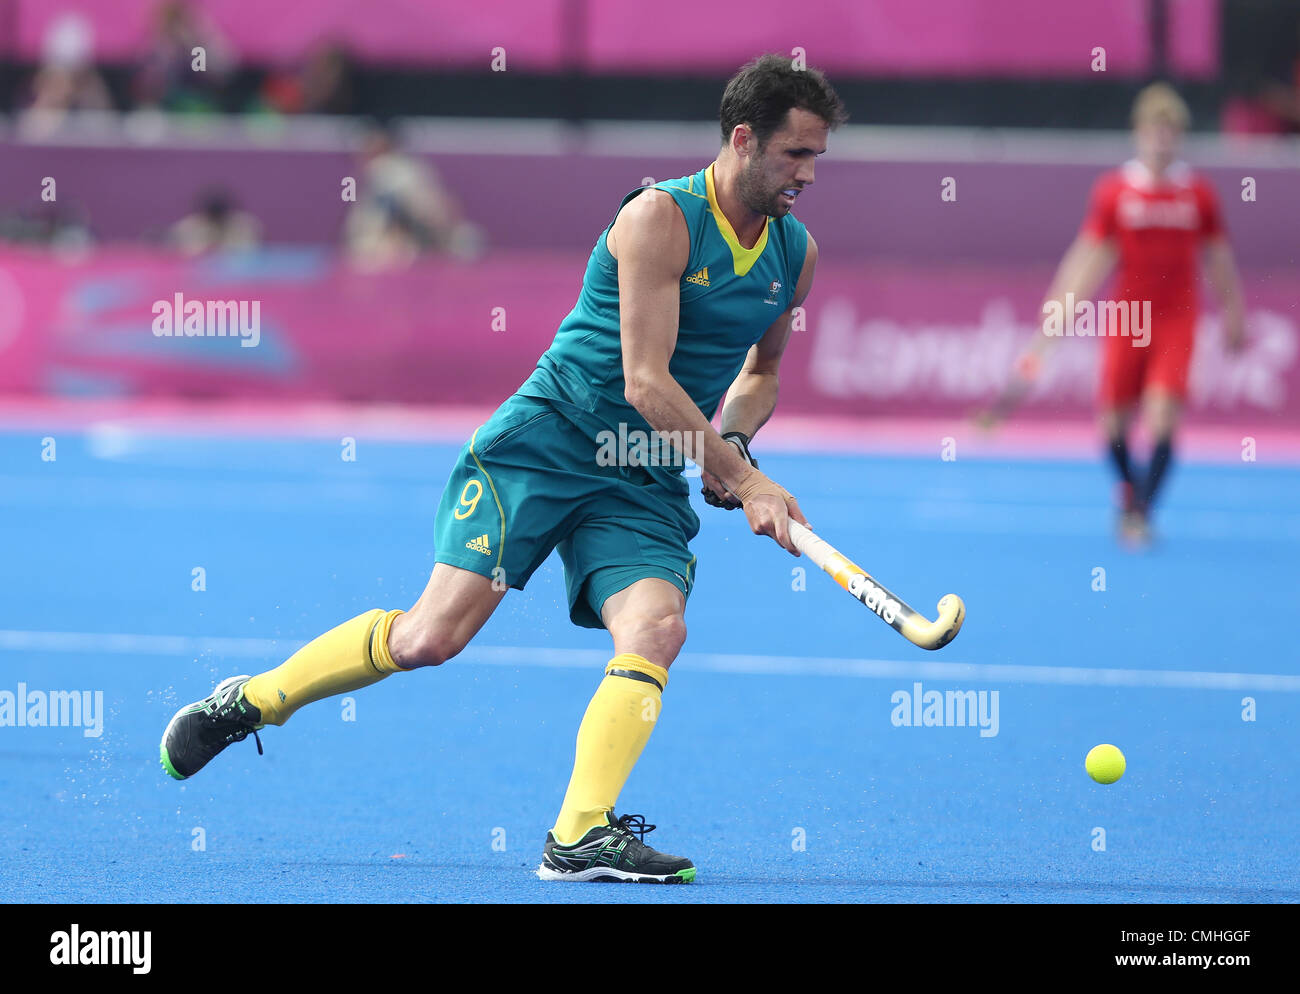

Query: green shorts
[[433, 394, 699, 629]]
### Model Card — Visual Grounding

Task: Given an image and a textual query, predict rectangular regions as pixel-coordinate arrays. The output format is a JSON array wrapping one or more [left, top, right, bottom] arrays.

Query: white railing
[[3, 110, 1300, 168]]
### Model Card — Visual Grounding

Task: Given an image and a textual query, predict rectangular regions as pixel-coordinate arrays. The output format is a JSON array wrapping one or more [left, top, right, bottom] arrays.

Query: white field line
[[0, 630, 1297, 692]]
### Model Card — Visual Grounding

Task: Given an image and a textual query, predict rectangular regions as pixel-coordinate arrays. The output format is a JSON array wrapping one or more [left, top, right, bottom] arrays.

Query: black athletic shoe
[[537, 813, 696, 883], [160, 675, 264, 780]]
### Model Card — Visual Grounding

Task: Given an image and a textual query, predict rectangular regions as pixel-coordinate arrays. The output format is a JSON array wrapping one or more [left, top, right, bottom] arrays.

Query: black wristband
[[721, 431, 756, 467]]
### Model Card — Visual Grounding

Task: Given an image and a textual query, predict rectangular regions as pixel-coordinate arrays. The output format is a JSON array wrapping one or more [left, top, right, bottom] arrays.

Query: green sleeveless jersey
[[518, 163, 808, 491]]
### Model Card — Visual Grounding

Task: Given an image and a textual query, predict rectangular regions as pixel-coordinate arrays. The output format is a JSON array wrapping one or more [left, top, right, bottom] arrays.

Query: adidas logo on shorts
[[465, 534, 492, 555]]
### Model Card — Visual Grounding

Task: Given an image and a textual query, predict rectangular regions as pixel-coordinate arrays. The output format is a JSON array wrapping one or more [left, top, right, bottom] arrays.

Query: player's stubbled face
[[738, 108, 829, 218]]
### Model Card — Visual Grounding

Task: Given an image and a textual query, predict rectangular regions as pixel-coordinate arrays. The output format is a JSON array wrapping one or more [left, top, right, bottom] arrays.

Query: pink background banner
[[1167, 0, 1220, 79], [10, 0, 1208, 75], [1, 247, 1294, 427], [588, 0, 1152, 75], [9, 0, 570, 68]]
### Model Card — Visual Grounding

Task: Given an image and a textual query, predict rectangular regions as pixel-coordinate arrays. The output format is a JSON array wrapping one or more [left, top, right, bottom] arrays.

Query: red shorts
[[1098, 317, 1196, 407]]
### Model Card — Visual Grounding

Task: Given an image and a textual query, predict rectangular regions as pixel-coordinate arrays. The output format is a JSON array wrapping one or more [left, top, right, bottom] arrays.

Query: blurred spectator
[[0, 202, 94, 254], [170, 188, 261, 256], [23, 13, 113, 126], [1222, 0, 1300, 134], [343, 124, 484, 269], [260, 42, 356, 115], [134, 0, 236, 112]]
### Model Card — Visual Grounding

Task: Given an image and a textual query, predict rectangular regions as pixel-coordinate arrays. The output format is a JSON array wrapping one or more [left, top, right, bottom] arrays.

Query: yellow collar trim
[[706, 163, 769, 277]]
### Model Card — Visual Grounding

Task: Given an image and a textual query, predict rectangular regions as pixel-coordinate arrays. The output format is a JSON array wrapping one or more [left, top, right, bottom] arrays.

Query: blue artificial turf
[[1, 428, 1297, 903]]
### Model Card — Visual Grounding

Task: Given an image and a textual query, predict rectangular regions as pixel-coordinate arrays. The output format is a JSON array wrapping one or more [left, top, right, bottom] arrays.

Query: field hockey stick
[[787, 520, 965, 650]]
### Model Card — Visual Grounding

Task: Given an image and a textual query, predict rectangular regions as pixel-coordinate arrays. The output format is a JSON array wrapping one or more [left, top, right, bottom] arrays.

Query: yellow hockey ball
[[1086, 744, 1126, 784]]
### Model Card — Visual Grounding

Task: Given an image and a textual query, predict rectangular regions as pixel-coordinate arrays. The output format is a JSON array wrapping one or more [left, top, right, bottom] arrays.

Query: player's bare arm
[[1026, 233, 1117, 369], [977, 233, 1117, 425], [1202, 237, 1247, 351], [1042, 233, 1118, 316], [701, 234, 818, 508], [1028, 233, 1118, 370], [612, 188, 808, 554]]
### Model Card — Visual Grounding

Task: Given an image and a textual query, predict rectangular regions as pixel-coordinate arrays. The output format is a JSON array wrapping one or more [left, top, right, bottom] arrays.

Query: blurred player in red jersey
[[984, 83, 1246, 544]]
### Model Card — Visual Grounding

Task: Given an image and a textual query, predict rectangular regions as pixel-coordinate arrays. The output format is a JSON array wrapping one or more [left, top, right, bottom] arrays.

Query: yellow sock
[[551, 653, 669, 845], [243, 609, 405, 725]]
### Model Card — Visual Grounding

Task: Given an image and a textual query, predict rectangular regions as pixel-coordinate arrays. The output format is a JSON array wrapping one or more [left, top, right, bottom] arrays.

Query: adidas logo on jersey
[[465, 534, 492, 555], [685, 267, 710, 287]]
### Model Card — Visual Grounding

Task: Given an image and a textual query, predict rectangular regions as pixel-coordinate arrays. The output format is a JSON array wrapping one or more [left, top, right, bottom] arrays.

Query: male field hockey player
[[983, 83, 1246, 544], [161, 54, 847, 883]]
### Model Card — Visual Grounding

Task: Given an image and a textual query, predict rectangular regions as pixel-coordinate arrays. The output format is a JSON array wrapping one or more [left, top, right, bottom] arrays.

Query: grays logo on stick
[[786, 520, 965, 651], [848, 572, 900, 624]]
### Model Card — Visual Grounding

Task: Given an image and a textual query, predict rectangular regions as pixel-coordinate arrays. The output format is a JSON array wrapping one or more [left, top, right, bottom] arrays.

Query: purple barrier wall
[[2, 246, 1295, 427], [0, 142, 356, 246], [11, 0, 1214, 74], [2, 144, 1296, 269]]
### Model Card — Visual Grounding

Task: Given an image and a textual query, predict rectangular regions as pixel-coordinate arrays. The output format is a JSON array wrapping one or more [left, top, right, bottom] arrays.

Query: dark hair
[[197, 186, 233, 222], [719, 54, 848, 148]]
